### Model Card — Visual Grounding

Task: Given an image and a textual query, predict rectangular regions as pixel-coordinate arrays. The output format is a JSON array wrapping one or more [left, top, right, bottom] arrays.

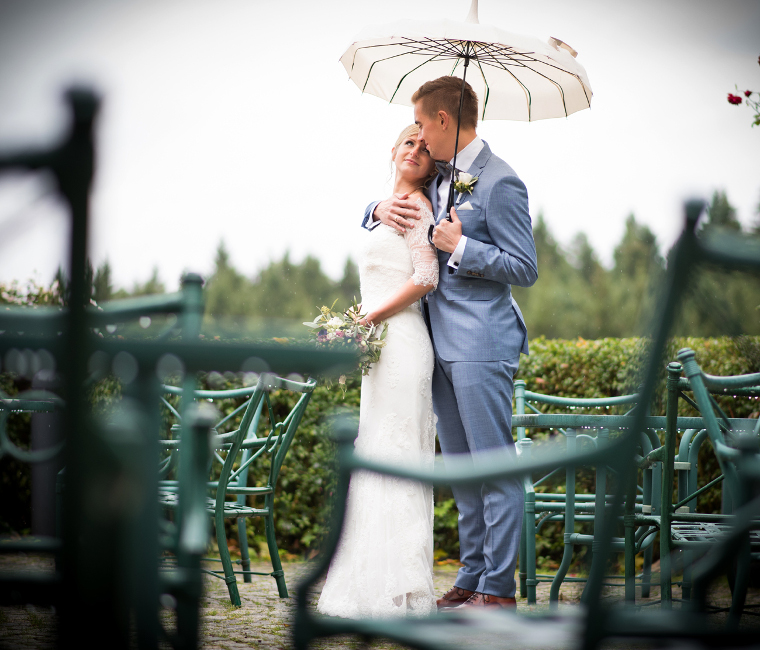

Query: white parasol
[[340, 0, 593, 123]]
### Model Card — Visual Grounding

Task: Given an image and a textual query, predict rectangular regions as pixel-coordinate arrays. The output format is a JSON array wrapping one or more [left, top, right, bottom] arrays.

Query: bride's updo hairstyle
[[393, 124, 420, 151], [392, 124, 438, 190]]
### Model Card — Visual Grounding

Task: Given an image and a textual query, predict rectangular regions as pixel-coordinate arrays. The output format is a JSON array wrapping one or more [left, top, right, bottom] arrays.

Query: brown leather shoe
[[436, 586, 475, 609], [455, 592, 517, 610]]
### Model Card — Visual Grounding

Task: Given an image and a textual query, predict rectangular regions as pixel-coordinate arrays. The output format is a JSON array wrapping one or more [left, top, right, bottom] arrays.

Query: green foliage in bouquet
[[303, 299, 388, 391]]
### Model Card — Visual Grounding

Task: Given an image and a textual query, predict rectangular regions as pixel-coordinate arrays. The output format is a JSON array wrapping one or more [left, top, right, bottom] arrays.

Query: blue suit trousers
[[433, 354, 523, 598]]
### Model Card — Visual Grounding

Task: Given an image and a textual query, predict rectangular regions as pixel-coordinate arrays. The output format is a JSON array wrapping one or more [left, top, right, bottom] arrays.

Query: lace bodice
[[358, 199, 438, 313]]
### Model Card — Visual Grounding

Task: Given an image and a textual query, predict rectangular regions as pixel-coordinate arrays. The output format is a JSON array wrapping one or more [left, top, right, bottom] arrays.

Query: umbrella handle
[[445, 181, 455, 221]]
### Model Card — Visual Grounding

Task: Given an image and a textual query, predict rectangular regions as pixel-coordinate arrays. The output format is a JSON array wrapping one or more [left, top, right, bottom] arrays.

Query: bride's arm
[[359, 278, 435, 325], [360, 199, 439, 325]]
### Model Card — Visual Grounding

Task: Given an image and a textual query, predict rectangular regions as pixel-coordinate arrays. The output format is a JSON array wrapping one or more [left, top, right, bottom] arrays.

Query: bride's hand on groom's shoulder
[[374, 192, 422, 233]]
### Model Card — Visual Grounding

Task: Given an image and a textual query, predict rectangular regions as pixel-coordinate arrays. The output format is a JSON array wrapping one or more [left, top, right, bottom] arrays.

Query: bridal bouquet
[[303, 299, 388, 386]]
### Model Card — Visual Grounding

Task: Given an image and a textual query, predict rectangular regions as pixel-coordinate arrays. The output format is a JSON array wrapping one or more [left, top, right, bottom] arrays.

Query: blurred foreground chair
[[294, 201, 760, 650], [0, 87, 353, 649], [653, 349, 760, 620], [158, 373, 317, 606]]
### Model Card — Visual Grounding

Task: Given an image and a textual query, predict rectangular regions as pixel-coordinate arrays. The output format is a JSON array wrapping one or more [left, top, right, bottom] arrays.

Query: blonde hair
[[393, 124, 420, 150], [392, 124, 438, 189]]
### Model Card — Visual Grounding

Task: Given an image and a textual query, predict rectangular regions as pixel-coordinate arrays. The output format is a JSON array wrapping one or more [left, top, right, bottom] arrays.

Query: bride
[[317, 125, 440, 618]]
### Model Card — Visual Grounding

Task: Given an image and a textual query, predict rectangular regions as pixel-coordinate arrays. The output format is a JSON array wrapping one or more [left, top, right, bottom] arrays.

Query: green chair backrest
[[676, 348, 760, 505], [160, 375, 317, 497]]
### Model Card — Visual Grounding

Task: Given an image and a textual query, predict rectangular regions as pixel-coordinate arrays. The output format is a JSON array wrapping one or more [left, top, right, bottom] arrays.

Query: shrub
[[2, 336, 758, 568]]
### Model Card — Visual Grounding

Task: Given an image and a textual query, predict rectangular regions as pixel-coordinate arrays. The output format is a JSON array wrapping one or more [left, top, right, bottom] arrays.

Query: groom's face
[[413, 101, 453, 162]]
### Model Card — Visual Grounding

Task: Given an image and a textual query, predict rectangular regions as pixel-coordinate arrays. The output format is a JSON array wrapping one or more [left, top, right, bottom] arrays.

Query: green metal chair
[[158, 373, 317, 607], [653, 349, 760, 618], [514, 378, 760, 608], [513, 385, 658, 605]]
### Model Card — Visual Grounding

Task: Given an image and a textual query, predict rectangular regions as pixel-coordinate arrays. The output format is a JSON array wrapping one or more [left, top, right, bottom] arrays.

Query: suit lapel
[[449, 141, 491, 212], [467, 140, 491, 179]]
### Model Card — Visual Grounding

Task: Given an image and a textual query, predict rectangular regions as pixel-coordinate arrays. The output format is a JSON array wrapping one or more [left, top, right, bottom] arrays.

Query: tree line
[[10, 190, 756, 339], [203, 189, 760, 339]]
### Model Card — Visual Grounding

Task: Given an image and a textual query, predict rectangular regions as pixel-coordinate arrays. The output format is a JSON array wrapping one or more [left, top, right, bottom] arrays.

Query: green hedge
[[200, 335, 760, 566], [2, 336, 758, 569]]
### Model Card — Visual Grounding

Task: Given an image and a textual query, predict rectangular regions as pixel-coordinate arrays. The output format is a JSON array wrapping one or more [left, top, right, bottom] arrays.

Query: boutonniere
[[454, 172, 478, 203]]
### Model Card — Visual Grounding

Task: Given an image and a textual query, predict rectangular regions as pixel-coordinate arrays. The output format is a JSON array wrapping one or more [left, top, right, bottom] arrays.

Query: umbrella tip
[[465, 0, 479, 24], [548, 36, 578, 58]]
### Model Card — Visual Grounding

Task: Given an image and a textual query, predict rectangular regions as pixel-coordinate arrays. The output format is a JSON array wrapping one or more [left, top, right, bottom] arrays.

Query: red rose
[[727, 93, 743, 105], [745, 90, 752, 97]]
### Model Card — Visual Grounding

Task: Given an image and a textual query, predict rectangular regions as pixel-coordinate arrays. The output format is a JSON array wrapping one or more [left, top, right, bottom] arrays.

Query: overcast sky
[[0, 0, 758, 292]]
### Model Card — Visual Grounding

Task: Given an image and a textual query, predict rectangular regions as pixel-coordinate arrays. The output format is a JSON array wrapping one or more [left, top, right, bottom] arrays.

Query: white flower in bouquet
[[303, 298, 389, 395]]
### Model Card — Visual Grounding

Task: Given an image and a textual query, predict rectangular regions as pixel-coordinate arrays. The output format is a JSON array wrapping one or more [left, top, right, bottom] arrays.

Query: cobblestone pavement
[[1, 554, 758, 649]]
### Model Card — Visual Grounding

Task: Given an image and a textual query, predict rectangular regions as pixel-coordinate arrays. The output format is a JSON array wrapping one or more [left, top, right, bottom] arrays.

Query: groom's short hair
[[412, 76, 478, 130]]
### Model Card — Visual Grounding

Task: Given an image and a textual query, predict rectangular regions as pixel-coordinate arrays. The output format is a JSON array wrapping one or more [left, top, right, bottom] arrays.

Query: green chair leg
[[265, 513, 288, 598], [519, 525, 527, 599], [641, 543, 653, 598], [524, 496, 537, 605], [216, 519, 242, 607], [518, 437, 536, 604], [728, 537, 751, 629], [238, 518, 252, 584], [624, 507, 637, 602], [550, 430, 576, 607], [682, 549, 693, 600]]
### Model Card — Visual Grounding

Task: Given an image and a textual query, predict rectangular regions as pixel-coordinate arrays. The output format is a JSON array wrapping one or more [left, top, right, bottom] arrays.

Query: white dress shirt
[[437, 136, 483, 269]]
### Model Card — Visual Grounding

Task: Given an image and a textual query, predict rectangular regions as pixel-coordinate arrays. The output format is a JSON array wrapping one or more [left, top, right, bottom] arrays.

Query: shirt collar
[[449, 136, 483, 174]]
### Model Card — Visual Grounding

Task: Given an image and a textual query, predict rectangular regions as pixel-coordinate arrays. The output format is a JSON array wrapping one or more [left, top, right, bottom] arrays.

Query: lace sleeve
[[404, 199, 439, 289]]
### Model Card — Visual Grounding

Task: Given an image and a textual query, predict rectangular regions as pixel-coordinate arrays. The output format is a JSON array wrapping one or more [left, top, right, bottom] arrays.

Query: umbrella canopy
[[340, 0, 592, 122]]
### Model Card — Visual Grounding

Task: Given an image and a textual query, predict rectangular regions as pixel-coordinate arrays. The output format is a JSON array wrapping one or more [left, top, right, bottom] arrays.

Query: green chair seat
[[157, 492, 270, 518]]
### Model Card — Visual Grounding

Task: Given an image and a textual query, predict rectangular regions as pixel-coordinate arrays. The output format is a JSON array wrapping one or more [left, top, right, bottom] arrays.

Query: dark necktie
[[435, 160, 452, 176]]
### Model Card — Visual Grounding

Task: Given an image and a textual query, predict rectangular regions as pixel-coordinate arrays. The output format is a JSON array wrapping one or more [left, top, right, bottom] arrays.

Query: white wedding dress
[[317, 200, 439, 618]]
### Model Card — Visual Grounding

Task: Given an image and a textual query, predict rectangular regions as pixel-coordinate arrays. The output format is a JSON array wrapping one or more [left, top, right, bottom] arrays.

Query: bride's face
[[392, 136, 435, 185]]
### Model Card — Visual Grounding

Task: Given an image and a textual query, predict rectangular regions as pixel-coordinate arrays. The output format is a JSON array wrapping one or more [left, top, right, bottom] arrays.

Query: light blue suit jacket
[[363, 140, 537, 362]]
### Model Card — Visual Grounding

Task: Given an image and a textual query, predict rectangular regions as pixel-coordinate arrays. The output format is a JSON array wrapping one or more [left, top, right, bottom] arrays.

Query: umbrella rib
[[474, 48, 533, 119], [351, 45, 408, 77], [354, 37, 488, 62], [351, 40, 456, 73], [473, 58, 491, 120], [477, 44, 589, 85], [359, 49, 437, 94], [388, 51, 453, 103], [513, 61, 569, 118], [405, 38, 477, 61], [485, 48, 591, 113], [478, 47, 581, 119]]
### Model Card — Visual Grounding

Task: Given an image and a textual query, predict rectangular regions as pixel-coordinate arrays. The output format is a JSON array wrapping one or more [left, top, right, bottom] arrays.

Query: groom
[[362, 76, 537, 609]]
